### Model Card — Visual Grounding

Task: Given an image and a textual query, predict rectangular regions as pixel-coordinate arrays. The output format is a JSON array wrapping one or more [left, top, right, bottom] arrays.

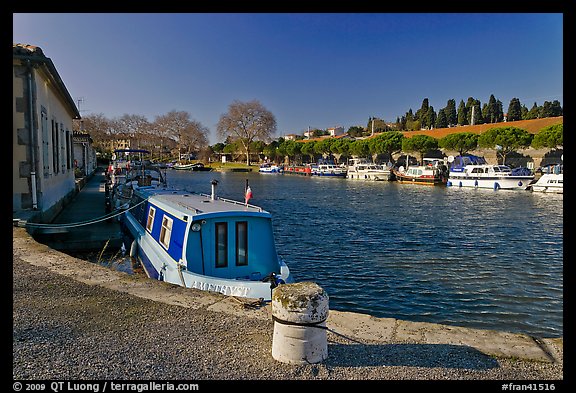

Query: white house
[[13, 44, 81, 223], [73, 131, 97, 177]]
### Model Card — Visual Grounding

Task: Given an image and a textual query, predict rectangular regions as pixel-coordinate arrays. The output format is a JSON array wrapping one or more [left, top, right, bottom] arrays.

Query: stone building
[[13, 43, 81, 222]]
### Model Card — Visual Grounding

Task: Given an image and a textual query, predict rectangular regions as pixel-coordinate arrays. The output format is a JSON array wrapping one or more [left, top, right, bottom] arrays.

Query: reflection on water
[[140, 170, 565, 337]]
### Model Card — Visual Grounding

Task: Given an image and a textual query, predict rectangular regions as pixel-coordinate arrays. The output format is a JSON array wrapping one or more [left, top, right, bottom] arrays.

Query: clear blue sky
[[13, 13, 563, 144]]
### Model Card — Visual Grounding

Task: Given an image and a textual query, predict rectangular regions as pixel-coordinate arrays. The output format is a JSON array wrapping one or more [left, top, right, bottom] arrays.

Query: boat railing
[[198, 193, 263, 212]]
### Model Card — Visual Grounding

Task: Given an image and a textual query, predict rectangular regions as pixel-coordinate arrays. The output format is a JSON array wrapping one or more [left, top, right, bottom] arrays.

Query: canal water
[[162, 169, 563, 338]]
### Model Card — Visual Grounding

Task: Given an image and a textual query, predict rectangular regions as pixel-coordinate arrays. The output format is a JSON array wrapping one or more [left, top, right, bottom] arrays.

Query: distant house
[[99, 136, 132, 152], [283, 134, 299, 141], [13, 43, 81, 222], [73, 131, 97, 176], [326, 126, 344, 137]]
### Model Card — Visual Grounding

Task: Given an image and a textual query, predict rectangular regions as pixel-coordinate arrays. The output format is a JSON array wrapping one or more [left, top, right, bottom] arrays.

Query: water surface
[[165, 170, 563, 338]]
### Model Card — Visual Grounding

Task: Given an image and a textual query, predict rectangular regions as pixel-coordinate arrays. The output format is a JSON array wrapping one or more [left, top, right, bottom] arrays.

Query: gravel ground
[[13, 253, 564, 383]]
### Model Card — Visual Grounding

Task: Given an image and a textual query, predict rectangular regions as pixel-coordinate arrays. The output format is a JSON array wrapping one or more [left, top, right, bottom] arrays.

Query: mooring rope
[[19, 197, 149, 229]]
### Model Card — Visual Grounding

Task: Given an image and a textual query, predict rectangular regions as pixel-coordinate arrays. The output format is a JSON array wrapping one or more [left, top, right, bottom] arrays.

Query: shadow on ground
[[326, 343, 499, 370]]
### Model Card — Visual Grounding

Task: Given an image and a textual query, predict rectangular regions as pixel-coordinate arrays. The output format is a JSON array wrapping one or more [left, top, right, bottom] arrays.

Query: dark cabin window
[[236, 221, 248, 266], [215, 222, 228, 268]]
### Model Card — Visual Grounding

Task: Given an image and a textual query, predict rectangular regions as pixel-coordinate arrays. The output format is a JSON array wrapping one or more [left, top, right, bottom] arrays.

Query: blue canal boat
[[121, 181, 293, 300]]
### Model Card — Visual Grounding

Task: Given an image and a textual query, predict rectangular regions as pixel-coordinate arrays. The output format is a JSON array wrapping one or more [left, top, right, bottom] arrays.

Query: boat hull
[[172, 164, 194, 170], [259, 166, 283, 174], [346, 171, 392, 181], [124, 210, 292, 300], [312, 172, 347, 177], [447, 175, 533, 190], [528, 174, 563, 194]]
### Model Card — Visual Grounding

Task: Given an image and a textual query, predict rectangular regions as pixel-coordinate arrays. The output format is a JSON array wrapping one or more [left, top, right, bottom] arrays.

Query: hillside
[[401, 116, 563, 139]]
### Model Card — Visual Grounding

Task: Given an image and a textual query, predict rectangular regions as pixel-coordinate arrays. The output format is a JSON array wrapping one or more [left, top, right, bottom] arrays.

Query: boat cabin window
[[159, 216, 173, 249], [146, 206, 156, 233], [236, 221, 248, 266], [215, 222, 228, 268]]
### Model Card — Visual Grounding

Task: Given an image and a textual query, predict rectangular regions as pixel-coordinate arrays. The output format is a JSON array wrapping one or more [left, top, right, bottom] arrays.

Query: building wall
[[13, 59, 76, 220], [13, 69, 28, 210]]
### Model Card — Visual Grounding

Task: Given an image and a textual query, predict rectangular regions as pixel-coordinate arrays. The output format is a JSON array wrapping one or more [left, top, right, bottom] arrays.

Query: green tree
[[263, 141, 280, 163], [426, 106, 437, 129], [402, 134, 438, 165], [520, 105, 529, 120], [438, 132, 479, 156], [507, 98, 522, 121], [415, 98, 429, 126], [349, 139, 370, 158], [445, 99, 457, 126], [485, 94, 501, 123], [465, 98, 482, 125], [300, 140, 317, 162], [457, 100, 467, 125], [212, 142, 225, 153], [526, 102, 540, 120], [435, 109, 448, 129], [550, 100, 563, 116], [314, 138, 334, 159], [347, 126, 365, 137], [368, 131, 404, 163], [478, 126, 533, 165], [331, 138, 352, 162], [531, 123, 563, 149]]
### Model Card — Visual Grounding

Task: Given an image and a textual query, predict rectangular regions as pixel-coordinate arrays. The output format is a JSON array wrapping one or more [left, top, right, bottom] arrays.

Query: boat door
[[186, 220, 206, 275]]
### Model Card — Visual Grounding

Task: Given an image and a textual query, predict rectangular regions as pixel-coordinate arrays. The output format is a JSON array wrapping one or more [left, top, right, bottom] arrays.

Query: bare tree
[[153, 110, 209, 160], [217, 100, 277, 165], [73, 113, 114, 151], [114, 114, 151, 149]]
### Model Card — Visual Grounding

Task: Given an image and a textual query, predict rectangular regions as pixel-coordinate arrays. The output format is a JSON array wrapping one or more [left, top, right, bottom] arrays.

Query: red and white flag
[[245, 186, 253, 205]]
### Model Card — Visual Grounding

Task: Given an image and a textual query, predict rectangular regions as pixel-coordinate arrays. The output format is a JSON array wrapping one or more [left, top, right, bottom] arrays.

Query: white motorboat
[[447, 155, 534, 190], [346, 158, 393, 181], [527, 173, 563, 194], [259, 163, 283, 174]]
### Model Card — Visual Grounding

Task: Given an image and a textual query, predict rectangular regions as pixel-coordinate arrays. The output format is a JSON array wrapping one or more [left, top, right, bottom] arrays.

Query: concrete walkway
[[38, 171, 123, 251], [13, 227, 563, 381]]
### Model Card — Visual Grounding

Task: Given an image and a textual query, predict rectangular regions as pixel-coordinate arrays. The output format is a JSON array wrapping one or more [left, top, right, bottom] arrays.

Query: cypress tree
[[507, 98, 522, 121], [445, 99, 457, 126], [457, 100, 467, 125], [435, 108, 448, 128]]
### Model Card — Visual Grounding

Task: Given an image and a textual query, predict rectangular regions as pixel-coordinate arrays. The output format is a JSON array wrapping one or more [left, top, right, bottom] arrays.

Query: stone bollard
[[271, 281, 329, 364]]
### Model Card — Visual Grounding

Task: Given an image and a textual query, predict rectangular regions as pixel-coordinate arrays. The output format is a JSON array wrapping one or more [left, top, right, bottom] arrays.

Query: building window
[[159, 215, 173, 250], [215, 222, 228, 268], [41, 108, 50, 177], [60, 123, 66, 173], [66, 130, 72, 170], [236, 221, 248, 266], [51, 119, 59, 174], [146, 206, 156, 233]]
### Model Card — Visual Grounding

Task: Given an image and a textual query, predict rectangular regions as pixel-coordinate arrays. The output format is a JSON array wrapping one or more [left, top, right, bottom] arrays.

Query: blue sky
[[13, 13, 563, 144]]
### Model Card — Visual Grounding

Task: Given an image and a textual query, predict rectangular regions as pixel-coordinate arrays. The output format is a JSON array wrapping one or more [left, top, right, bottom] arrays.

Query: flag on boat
[[245, 186, 253, 205]]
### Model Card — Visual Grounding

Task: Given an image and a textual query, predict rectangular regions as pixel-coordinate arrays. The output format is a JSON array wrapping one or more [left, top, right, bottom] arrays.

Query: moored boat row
[[261, 154, 562, 194]]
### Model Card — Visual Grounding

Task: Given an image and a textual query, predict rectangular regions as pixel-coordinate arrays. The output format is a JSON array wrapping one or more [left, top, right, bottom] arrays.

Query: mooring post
[[271, 281, 329, 364]]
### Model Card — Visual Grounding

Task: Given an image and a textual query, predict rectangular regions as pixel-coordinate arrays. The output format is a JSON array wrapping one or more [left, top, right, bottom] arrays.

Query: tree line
[[76, 97, 562, 165], [218, 123, 562, 167], [393, 95, 562, 131]]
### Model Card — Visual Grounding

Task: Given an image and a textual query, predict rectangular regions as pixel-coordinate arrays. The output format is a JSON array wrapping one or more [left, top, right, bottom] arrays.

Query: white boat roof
[[139, 188, 270, 220]]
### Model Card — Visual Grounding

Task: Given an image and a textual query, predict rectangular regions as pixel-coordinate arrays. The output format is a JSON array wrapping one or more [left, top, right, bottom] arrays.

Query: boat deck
[[141, 189, 269, 217]]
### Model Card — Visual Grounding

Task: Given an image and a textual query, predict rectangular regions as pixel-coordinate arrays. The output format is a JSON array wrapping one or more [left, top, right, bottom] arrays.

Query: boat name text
[[189, 281, 250, 297]]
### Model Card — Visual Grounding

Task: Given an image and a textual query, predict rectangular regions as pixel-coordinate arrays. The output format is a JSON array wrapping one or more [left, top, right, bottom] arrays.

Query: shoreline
[[13, 227, 563, 380]]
